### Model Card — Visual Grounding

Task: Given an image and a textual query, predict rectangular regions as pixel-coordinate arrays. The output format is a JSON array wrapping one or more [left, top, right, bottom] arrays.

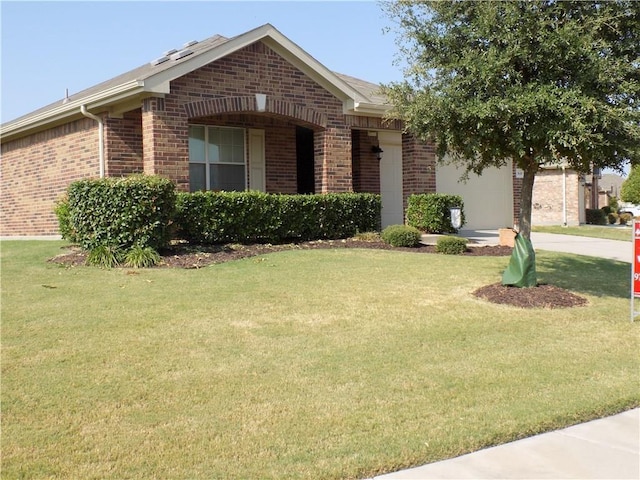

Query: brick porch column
[[402, 134, 437, 210], [142, 97, 189, 191], [314, 124, 352, 193]]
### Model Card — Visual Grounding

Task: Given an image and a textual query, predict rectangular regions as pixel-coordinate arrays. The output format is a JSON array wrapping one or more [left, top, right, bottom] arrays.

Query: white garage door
[[436, 159, 513, 230]]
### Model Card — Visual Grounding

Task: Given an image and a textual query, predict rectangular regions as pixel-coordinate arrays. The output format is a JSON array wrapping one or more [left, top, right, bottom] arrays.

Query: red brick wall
[[401, 134, 437, 210], [104, 109, 143, 177], [351, 129, 380, 194], [169, 41, 352, 193], [1, 118, 100, 236]]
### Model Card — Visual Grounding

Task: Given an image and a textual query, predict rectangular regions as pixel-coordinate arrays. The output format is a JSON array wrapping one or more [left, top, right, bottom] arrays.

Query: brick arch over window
[[183, 96, 328, 128]]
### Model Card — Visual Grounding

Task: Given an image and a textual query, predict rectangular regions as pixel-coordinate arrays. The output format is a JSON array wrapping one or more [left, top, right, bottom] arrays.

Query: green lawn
[[532, 225, 632, 242], [2, 241, 638, 479]]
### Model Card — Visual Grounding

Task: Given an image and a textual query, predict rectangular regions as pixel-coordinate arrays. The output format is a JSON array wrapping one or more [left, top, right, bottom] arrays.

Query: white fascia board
[[1, 80, 145, 141], [346, 101, 392, 117]]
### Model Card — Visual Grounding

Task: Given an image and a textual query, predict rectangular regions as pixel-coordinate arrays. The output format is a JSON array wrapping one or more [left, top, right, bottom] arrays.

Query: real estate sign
[[632, 220, 640, 321]]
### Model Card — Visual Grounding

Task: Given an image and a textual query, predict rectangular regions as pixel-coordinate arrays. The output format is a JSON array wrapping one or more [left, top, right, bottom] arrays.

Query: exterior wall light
[[371, 145, 384, 161]]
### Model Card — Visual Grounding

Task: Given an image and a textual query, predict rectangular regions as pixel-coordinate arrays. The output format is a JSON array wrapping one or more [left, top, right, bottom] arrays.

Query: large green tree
[[382, 0, 640, 240]]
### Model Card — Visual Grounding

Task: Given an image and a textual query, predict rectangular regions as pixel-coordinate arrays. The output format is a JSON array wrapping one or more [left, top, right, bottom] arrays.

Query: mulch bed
[[49, 239, 587, 309]]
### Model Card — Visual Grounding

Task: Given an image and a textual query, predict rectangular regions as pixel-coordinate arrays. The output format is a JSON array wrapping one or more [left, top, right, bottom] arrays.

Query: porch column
[[401, 133, 437, 210], [141, 97, 189, 191], [314, 124, 352, 193]]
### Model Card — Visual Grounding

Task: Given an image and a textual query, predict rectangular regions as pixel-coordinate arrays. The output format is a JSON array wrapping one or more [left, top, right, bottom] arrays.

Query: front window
[[189, 125, 246, 192]]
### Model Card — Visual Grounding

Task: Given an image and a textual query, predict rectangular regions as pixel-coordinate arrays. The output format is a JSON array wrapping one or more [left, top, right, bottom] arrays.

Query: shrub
[[86, 245, 123, 268], [54, 195, 78, 243], [66, 175, 176, 251], [601, 205, 613, 215], [124, 246, 161, 268], [406, 194, 465, 233], [435, 236, 468, 255], [585, 208, 607, 225], [607, 212, 619, 225], [619, 212, 632, 225], [175, 192, 381, 244], [381, 225, 422, 247]]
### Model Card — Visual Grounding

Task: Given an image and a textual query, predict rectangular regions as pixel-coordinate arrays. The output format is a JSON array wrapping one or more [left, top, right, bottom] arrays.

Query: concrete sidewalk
[[370, 408, 640, 479], [457, 229, 633, 263]]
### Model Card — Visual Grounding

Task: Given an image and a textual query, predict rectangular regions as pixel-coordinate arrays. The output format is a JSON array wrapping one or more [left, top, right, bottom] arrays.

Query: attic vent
[[152, 56, 170, 66], [171, 49, 193, 61], [164, 48, 178, 56], [183, 40, 198, 48]]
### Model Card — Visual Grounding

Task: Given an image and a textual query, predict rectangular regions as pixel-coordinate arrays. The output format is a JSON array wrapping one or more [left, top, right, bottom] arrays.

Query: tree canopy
[[382, 0, 640, 238], [621, 166, 640, 204]]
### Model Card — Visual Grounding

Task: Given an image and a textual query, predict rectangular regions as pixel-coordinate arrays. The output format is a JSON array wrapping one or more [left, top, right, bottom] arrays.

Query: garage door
[[436, 159, 513, 230]]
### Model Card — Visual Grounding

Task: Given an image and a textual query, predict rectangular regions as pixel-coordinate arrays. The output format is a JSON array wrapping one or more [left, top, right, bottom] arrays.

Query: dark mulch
[[48, 239, 586, 308], [473, 283, 588, 309]]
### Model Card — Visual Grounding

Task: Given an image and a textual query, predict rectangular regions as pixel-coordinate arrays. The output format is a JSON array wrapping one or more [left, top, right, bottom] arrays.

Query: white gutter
[[80, 105, 105, 178]]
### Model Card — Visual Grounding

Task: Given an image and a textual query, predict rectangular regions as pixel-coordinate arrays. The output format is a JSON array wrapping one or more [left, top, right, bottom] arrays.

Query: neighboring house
[[1, 24, 524, 236], [531, 164, 605, 226]]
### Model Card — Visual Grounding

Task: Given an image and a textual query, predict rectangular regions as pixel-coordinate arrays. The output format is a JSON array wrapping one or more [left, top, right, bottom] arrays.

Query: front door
[[378, 131, 404, 228]]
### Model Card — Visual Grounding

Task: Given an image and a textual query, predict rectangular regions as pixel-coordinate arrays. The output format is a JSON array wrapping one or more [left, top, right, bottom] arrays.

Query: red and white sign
[[634, 220, 640, 298]]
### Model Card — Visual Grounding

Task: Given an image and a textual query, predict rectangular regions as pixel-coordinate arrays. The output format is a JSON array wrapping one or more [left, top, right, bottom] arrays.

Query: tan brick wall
[[532, 168, 581, 226], [1, 118, 100, 236]]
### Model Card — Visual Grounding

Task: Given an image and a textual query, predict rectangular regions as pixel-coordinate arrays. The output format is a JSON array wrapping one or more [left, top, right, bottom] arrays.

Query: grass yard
[[2, 241, 638, 479], [532, 225, 632, 242]]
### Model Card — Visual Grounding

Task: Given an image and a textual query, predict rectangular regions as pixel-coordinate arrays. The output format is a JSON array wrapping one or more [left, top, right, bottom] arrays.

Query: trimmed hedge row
[[175, 191, 381, 244], [406, 193, 465, 234], [62, 175, 176, 251]]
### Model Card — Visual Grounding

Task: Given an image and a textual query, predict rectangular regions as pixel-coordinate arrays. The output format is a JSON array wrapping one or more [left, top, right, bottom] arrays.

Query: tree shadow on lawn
[[536, 253, 630, 299]]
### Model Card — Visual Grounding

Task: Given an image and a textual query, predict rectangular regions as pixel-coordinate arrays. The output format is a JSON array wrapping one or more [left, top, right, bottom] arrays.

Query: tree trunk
[[518, 157, 538, 241]]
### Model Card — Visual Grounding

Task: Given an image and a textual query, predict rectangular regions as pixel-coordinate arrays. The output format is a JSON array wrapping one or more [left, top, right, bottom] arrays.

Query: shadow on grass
[[536, 253, 630, 299]]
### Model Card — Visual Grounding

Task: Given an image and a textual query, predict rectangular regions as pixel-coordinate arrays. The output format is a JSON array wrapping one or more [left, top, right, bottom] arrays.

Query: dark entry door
[[296, 126, 315, 194]]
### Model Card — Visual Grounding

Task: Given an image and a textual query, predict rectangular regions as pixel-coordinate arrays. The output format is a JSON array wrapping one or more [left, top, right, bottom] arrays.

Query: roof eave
[[345, 101, 392, 117], [0, 80, 165, 142]]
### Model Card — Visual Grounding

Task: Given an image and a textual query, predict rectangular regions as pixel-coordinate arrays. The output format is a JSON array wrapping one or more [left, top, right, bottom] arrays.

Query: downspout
[[80, 105, 105, 178], [562, 165, 567, 226]]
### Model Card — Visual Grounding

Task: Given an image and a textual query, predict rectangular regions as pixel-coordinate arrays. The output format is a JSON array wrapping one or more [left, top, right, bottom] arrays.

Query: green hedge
[[586, 208, 607, 225], [175, 191, 381, 244], [406, 193, 465, 234], [63, 175, 176, 251]]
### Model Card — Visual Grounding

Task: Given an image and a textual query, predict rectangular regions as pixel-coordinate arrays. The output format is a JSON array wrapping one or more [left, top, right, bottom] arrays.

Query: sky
[[1, 0, 404, 122]]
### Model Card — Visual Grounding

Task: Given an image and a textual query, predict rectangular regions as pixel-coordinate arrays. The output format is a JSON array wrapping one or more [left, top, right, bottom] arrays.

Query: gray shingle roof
[[2, 24, 389, 141]]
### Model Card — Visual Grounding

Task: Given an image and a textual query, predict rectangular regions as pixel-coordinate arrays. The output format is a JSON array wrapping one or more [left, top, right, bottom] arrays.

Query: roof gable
[[1, 24, 388, 142]]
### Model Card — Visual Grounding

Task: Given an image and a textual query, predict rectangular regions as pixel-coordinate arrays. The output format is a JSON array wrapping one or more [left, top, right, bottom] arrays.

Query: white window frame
[[189, 125, 247, 192]]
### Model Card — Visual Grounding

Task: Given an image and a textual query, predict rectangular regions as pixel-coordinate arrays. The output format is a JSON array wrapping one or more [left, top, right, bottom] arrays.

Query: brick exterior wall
[[1, 118, 100, 236], [351, 130, 380, 194], [532, 168, 582, 226], [401, 134, 437, 211], [104, 110, 143, 177]]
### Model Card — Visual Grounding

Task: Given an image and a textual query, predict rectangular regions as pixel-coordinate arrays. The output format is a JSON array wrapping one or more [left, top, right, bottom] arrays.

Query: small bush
[[601, 205, 613, 215], [124, 246, 161, 268], [619, 212, 632, 225], [406, 194, 465, 234], [607, 212, 619, 224], [86, 245, 123, 268], [585, 208, 607, 225], [353, 231, 382, 242], [435, 236, 468, 255], [381, 225, 422, 247]]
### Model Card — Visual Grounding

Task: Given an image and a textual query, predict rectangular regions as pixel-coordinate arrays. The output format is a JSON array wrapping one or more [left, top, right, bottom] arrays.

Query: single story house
[[1, 24, 524, 237]]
